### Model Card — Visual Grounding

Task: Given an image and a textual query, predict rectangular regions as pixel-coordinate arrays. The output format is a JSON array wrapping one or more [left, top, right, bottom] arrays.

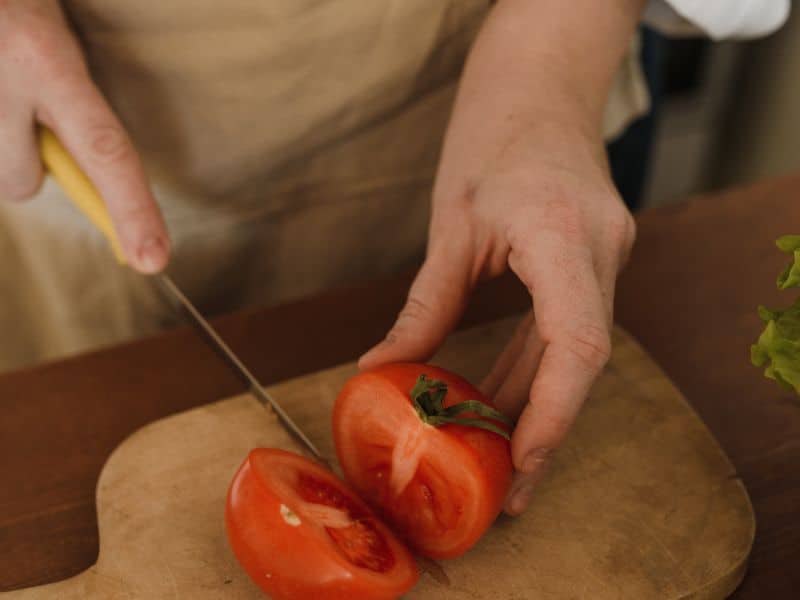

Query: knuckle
[[623, 214, 637, 260], [0, 165, 43, 201], [519, 199, 583, 242], [87, 125, 134, 167], [397, 295, 433, 325], [505, 194, 587, 254], [564, 323, 612, 372], [606, 208, 636, 260]]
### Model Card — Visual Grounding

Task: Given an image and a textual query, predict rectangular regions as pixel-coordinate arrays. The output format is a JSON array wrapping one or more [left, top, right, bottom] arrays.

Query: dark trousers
[[607, 28, 666, 212]]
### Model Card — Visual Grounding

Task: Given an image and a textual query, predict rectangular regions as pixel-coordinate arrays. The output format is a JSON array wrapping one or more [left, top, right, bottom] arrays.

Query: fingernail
[[521, 448, 551, 473], [137, 236, 167, 273], [508, 482, 535, 515]]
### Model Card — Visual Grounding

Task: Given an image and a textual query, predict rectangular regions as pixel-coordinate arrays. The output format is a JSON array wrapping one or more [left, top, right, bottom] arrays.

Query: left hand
[[358, 0, 643, 516], [359, 112, 635, 515]]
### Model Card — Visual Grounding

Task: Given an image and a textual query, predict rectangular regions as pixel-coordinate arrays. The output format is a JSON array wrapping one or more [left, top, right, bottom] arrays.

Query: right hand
[[0, 0, 169, 272]]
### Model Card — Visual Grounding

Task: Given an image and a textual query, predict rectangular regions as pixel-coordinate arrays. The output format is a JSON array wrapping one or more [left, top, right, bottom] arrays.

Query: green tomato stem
[[409, 374, 512, 441]]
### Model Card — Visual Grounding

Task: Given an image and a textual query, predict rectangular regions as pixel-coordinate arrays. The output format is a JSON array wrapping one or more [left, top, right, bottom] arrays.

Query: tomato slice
[[333, 363, 513, 559], [225, 448, 419, 600]]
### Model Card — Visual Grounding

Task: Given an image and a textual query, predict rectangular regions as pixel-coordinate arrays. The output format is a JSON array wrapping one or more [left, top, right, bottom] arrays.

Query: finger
[[592, 208, 635, 319], [0, 102, 43, 201], [38, 73, 169, 273], [359, 244, 473, 369], [491, 322, 546, 421], [507, 229, 610, 483], [504, 463, 552, 516], [479, 311, 533, 399]]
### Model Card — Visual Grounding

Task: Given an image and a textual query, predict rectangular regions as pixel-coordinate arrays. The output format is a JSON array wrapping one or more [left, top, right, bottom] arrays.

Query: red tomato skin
[[333, 363, 513, 559], [225, 448, 419, 600]]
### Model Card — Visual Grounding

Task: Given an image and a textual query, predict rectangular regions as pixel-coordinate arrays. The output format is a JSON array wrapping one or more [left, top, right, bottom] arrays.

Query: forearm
[[369, 0, 643, 516], [449, 0, 647, 151]]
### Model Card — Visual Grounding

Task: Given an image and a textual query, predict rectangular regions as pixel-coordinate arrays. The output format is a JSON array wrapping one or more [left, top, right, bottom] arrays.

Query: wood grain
[[0, 271, 528, 592], [1, 174, 800, 597], [0, 318, 753, 599]]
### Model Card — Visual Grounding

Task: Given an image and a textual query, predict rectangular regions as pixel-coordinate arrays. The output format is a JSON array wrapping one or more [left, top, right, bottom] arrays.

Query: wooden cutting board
[[2, 316, 754, 599]]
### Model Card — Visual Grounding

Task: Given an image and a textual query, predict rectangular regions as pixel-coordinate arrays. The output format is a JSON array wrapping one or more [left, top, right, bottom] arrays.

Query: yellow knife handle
[[37, 126, 127, 264]]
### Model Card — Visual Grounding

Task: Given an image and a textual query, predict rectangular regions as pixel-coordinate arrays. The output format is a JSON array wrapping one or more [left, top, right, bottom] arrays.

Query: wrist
[[463, 0, 647, 136]]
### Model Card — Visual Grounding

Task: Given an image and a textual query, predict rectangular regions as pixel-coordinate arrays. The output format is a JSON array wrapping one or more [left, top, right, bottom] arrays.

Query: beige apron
[[0, 1, 648, 373]]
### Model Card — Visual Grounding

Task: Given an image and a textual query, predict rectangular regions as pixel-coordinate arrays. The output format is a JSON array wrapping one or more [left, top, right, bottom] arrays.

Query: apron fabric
[[0, 1, 649, 373]]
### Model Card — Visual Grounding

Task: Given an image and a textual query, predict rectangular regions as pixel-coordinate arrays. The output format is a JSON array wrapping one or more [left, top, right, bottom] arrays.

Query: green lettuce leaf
[[775, 234, 800, 290], [751, 297, 800, 394], [752, 235, 800, 395]]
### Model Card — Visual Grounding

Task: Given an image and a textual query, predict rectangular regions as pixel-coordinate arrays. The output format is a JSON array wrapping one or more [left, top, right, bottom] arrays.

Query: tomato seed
[[294, 473, 395, 572]]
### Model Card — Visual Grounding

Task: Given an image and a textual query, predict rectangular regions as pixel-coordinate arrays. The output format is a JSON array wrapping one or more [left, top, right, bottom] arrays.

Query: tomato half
[[333, 363, 513, 559], [225, 448, 419, 600]]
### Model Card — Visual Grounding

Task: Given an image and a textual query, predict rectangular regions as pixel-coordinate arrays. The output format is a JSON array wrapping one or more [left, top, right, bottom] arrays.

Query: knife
[[37, 126, 326, 463]]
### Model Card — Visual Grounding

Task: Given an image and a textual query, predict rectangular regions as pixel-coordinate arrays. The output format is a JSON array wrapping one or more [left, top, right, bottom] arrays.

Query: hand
[[0, 0, 169, 272], [360, 0, 642, 515], [360, 119, 635, 514]]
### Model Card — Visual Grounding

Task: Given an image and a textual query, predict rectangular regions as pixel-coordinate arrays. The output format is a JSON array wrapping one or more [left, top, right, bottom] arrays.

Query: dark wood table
[[2, 175, 799, 597]]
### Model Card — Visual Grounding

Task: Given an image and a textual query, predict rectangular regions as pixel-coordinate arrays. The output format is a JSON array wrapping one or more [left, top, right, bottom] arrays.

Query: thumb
[[359, 247, 472, 369]]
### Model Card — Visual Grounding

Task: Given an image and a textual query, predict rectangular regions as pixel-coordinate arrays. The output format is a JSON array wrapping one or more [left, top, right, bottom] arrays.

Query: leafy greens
[[751, 235, 800, 394]]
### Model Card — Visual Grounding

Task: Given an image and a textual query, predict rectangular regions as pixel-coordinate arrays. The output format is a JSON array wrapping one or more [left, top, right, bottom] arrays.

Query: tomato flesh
[[294, 473, 394, 572], [225, 448, 418, 600], [226, 363, 512, 598], [333, 363, 513, 559]]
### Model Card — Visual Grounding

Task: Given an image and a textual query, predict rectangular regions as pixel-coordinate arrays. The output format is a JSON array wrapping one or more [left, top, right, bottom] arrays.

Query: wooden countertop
[[1, 174, 799, 597]]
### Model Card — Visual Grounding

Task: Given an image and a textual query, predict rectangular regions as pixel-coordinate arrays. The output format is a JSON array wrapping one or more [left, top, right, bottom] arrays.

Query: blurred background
[[1, 8, 798, 376], [611, 9, 800, 209]]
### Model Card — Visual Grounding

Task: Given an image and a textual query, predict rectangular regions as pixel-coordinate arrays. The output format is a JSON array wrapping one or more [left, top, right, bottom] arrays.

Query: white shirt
[[603, 0, 790, 138], [645, 0, 790, 39]]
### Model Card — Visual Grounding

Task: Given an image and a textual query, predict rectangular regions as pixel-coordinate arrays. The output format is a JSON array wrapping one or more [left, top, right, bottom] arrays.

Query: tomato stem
[[409, 375, 512, 440]]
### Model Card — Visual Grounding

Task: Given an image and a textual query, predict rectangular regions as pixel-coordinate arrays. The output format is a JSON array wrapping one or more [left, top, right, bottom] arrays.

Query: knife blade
[[37, 126, 325, 463], [155, 273, 326, 462]]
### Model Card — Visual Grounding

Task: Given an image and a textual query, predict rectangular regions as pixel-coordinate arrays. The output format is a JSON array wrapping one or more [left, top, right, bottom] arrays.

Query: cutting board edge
[[0, 318, 758, 600]]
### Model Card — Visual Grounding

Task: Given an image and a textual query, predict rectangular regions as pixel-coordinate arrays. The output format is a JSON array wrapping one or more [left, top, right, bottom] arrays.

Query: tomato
[[225, 448, 419, 600], [333, 363, 513, 559]]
